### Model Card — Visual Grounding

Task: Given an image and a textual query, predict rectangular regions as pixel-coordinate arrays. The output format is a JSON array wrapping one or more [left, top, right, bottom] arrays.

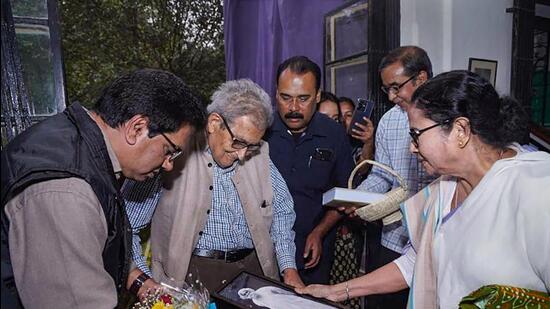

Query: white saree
[[401, 149, 550, 309]]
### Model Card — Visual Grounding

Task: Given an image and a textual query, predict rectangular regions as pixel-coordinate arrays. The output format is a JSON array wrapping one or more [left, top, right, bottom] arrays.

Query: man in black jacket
[[1, 69, 206, 308]]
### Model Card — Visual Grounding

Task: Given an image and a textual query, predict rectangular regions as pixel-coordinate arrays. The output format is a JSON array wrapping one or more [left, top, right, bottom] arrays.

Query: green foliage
[[59, 0, 225, 108]]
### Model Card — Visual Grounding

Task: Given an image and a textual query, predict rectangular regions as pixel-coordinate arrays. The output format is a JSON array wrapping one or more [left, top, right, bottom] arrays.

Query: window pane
[[11, 0, 48, 18], [15, 24, 57, 116], [325, 1, 368, 62], [327, 58, 368, 104]]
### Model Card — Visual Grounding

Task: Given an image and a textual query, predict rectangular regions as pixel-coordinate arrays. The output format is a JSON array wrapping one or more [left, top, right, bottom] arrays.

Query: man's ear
[[123, 115, 149, 145], [416, 70, 429, 86], [206, 113, 222, 134], [315, 90, 321, 104]]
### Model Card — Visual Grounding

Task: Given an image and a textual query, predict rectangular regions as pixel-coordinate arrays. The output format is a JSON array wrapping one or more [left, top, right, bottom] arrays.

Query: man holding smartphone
[[264, 56, 354, 285], [356, 46, 436, 309]]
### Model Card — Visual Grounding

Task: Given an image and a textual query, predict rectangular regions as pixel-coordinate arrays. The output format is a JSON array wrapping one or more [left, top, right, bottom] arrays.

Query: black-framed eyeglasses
[[220, 115, 262, 152], [160, 133, 184, 162], [380, 74, 417, 95], [409, 120, 451, 148]]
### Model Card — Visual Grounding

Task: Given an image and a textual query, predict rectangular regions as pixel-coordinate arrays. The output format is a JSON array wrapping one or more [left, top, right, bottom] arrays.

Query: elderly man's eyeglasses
[[220, 115, 262, 152], [381, 74, 417, 95], [160, 133, 183, 162], [409, 120, 450, 148]]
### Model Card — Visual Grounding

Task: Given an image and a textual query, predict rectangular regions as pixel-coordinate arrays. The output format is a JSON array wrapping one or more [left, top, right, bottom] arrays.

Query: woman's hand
[[350, 117, 374, 144], [295, 284, 338, 302]]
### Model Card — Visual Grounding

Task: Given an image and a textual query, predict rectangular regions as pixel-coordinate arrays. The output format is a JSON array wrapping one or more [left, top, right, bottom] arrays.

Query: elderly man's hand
[[295, 284, 338, 302], [282, 268, 305, 288]]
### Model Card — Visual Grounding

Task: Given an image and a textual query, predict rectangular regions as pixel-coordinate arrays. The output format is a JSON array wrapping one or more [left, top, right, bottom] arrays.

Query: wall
[[401, 0, 514, 94]]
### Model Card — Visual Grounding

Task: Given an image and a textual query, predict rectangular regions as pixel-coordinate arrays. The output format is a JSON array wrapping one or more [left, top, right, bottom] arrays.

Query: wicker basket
[[348, 159, 408, 225]]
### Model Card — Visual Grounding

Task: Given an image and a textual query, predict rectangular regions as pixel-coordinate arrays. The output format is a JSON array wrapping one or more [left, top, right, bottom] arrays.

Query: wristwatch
[[129, 272, 150, 296]]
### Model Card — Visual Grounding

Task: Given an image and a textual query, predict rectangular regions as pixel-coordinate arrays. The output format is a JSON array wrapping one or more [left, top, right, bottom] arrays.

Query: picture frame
[[468, 58, 498, 87], [211, 271, 345, 309]]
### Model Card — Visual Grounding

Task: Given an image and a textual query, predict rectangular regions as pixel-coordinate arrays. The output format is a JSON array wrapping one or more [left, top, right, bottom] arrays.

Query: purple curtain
[[224, 0, 343, 101]]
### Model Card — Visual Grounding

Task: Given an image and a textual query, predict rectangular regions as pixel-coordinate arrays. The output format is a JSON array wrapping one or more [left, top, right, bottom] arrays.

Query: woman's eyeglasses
[[409, 119, 451, 148]]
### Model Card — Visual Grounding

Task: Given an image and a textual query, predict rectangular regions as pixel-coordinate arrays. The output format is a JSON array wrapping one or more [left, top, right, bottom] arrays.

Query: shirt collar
[[204, 146, 238, 173], [84, 107, 122, 178]]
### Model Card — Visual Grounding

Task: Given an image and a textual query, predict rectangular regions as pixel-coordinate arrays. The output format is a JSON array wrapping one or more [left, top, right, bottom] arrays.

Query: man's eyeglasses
[[409, 120, 450, 148], [220, 115, 262, 152], [380, 74, 417, 95], [160, 133, 184, 162]]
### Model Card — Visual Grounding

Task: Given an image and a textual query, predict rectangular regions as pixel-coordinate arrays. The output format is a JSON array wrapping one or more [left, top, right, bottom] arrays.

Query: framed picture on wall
[[468, 58, 498, 86]]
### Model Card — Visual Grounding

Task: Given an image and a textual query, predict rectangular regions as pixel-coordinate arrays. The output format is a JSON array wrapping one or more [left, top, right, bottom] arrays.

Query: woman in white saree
[[297, 70, 550, 308]]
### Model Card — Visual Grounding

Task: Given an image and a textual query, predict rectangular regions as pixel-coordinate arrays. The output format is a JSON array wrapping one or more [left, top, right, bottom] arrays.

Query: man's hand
[[127, 268, 162, 301], [282, 268, 305, 288], [303, 230, 323, 269], [303, 210, 341, 269], [138, 277, 162, 301], [295, 284, 338, 302], [338, 205, 358, 217]]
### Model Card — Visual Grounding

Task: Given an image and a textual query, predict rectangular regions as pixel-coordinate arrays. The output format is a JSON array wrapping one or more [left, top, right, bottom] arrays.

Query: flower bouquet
[[131, 280, 210, 309]]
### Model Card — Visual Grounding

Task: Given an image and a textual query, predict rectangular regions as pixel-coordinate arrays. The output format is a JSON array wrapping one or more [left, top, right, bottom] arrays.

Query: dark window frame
[[509, 0, 550, 150], [323, 0, 399, 126], [1, 0, 66, 146]]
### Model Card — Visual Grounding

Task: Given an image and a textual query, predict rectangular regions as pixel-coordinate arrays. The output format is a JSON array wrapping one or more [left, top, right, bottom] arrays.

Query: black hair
[[276, 56, 321, 91], [316, 91, 342, 120], [379, 46, 433, 78], [320, 91, 339, 105], [338, 97, 355, 108], [93, 69, 206, 136], [411, 70, 529, 148]]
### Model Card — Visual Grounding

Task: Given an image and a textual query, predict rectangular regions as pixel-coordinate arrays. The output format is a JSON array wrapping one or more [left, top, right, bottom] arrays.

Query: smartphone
[[349, 98, 375, 133]]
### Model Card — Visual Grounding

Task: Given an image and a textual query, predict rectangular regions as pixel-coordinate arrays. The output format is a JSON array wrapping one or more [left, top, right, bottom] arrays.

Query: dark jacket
[[1, 103, 130, 307]]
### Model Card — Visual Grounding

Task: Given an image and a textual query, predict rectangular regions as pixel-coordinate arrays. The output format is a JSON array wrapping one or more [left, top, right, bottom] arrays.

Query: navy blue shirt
[[264, 112, 354, 269]]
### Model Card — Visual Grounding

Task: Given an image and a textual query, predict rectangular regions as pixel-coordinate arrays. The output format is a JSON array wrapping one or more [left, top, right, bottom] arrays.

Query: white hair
[[207, 79, 273, 130]]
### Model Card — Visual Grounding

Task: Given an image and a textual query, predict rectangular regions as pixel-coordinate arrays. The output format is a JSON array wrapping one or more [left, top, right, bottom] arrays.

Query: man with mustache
[[264, 56, 354, 285], [123, 79, 303, 297], [1, 69, 206, 308]]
